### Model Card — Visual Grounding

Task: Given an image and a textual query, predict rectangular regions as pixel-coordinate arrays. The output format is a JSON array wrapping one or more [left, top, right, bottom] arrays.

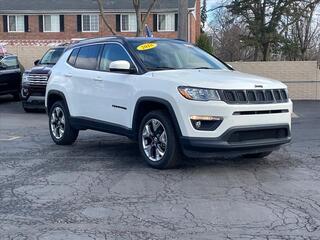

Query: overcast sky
[[207, 0, 219, 8], [205, 0, 220, 23]]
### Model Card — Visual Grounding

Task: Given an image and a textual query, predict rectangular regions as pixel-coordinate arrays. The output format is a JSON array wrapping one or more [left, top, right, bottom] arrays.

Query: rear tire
[[242, 151, 272, 158], [49, 101, 79, 145], [138, 110, 181, 169]]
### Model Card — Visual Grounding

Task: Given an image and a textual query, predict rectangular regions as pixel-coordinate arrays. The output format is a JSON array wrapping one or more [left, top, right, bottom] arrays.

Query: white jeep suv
[[46, 37, 292, 169]]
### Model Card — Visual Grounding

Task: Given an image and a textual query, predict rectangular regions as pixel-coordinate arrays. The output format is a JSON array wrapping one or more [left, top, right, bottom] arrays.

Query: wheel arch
[[46, 90, 69, 116], [132, 97, 182, 140]]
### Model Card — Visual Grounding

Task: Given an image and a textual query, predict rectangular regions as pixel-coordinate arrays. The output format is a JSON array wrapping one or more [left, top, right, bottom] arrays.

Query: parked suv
[[21, 45, 66, 112], [46, 37, 292, 169], [0, 54, 23, 100]]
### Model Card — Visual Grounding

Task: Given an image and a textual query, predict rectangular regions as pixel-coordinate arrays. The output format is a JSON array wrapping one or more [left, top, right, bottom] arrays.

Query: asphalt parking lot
[[0, 96, 320, 240]]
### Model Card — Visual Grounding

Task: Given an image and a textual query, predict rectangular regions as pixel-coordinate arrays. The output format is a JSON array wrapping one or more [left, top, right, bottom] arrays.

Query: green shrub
[[196, 34, 214, 55]]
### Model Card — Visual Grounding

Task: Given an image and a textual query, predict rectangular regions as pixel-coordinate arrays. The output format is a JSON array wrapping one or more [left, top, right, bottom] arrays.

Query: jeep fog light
[[190, 116, 223, 131], [22, 88, 29, 97]]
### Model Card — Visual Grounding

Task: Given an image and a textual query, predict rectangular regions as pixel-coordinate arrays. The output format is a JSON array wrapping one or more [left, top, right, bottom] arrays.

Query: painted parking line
[[0, 136, 21, 141]]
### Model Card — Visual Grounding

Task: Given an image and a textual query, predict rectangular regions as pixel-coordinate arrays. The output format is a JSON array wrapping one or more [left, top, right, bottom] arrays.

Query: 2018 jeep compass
[[45, 37, 292, 169]]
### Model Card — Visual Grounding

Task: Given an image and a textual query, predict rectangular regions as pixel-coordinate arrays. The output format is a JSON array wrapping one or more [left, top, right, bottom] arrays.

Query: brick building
[[0, 0, 201, 45]]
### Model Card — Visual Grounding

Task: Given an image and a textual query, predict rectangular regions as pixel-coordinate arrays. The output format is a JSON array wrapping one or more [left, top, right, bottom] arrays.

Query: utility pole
[[178, 0, 188, 41]]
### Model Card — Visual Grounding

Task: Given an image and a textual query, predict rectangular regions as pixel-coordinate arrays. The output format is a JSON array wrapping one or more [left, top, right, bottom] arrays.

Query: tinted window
[[40, 48, 64, 65], [0, 56, 19, 70], [67, 48, 80, 66], [99, 44, 133, 71], [75, 45, 102, 70]]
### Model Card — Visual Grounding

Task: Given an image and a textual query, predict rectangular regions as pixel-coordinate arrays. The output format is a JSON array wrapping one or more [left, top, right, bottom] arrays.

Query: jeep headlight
[[22, 73, 29, 83], [178, 86, 221, 101]]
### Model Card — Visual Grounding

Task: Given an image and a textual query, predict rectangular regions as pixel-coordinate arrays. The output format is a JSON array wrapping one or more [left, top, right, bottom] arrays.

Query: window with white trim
[[158, 13, 175, 31], [43, 15, 60, 32], [8, 15, 25, 32], [82, 14, 99, 32], [121, 14, 137, 32]]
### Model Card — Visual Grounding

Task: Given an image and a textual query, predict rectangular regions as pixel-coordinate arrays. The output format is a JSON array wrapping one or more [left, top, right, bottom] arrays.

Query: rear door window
[[75, 44, 102, 70]]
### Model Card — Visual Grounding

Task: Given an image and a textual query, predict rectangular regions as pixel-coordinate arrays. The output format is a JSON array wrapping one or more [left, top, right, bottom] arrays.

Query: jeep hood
[[27, 65, 54, 75], [150, 69, 287, 90]]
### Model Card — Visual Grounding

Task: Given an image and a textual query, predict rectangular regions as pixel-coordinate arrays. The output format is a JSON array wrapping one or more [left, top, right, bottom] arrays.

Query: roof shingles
[[0, 0, 196, 13]]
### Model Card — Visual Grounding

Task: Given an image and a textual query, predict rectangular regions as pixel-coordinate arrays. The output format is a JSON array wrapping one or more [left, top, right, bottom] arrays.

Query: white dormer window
[[121, 13, 137, 32], [158, 13, 175, 32], [8, 15, 25, 32], [43, 15, 60, 32], [82, 14, 99, 32]]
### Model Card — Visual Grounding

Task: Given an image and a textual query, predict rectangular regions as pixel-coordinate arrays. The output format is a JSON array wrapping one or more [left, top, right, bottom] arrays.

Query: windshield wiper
[[147, 67, 176, 71], [41, 62, 56, 65], [192, 67, 214, 69]]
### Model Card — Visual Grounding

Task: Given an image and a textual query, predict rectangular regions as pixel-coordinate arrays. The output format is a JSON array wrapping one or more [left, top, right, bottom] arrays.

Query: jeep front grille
[[221, 89, 288, 104], [227, 127, 289, 143], [28, 74, 48, 86]]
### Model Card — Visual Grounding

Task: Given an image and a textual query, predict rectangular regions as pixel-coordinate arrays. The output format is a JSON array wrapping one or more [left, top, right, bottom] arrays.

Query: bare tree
[[133, 0, 158, 37], [97, 0, 116, 35], [208, 7, 254, 61], [178, 0, 189, 40], [201, 0, 207, 32], [228, 0, 320, 61], [280, 1, 320, 60], [294, 2, 319, 60]]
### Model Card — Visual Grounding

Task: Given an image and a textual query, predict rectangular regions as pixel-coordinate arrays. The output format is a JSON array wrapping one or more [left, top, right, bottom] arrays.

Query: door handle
[[93, 76, 103, 82], [64, 73, 72, 78]]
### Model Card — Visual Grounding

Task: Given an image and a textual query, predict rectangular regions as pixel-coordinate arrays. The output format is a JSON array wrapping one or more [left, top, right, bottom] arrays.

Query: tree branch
[[142, 0, 158, 25], [97, 0, 116, 35]]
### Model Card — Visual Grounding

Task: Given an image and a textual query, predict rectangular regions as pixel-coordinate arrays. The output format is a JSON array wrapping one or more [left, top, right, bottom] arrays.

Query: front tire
[[49, 101, 79, 145], [138, 110, 181, 169]]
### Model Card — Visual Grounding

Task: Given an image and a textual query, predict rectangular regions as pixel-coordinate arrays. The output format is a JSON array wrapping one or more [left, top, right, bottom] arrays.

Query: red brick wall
[[0, 14, 180, 43], [0, 1, 202, 45]]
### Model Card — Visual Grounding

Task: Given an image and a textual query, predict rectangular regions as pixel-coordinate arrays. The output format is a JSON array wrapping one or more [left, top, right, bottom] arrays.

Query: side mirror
[[34, 59, 40, 66], [109, 60, 136, 74]]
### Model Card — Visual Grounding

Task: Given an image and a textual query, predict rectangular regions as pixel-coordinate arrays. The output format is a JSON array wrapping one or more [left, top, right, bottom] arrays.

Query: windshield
[[40, 48, 64, 65], [128, 39, 229, 71]]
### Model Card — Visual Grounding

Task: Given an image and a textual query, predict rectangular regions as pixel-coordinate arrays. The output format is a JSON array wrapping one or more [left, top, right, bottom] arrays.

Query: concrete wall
[[229, 61, 320, 100], [7, 45, 50, 69]]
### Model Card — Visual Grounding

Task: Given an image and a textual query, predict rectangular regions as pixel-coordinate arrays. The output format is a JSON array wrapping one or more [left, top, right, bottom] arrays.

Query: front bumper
[[180, 124, 291, 158], [22, 96, 45, 109], [21, 83, 46, 109], [173, 99, 293, 138]]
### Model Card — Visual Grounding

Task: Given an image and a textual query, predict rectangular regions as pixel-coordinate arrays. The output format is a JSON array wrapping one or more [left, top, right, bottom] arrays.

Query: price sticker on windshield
[[137, 43, 157, 51]]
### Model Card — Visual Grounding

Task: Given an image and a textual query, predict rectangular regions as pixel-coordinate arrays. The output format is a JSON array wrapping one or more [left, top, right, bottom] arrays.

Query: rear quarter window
[[67, 48, 80, 66]]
